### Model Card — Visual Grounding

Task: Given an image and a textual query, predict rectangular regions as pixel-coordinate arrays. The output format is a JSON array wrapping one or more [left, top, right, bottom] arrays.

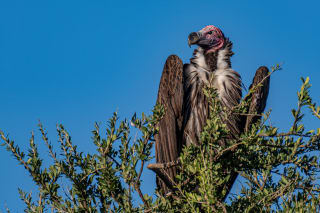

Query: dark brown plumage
[[244, 66, 270, 131], [155, 55, 184, 193]]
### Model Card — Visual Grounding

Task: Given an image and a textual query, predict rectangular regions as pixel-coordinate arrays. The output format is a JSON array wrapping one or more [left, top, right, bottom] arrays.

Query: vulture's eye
[[208, 31, 213, 35]]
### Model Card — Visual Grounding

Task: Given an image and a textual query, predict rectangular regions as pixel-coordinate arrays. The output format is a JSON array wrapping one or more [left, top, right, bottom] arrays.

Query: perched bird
[[154, 25, 270, 195]]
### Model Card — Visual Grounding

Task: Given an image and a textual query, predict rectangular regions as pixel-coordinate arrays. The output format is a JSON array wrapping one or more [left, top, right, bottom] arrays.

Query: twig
[[108, 155, 121, 167], [39, 123, 59, 163], [147, 161, 180, 191], [310, 105, 320, 119], [80, 166, 107, 182], [134, 184, 148, 208], [147, 160, 179, 170], [214, 141, 245, 161], [242, 65, 278, 104], [135, 133, 153, 208], [258, 132, 320, 138], [38, 191, 43, 211], [231, 65, 277, 117], [144, 192, 180, 213], [0, 132, 32, 174], [217, 201, 227, 213], [234, 112, 264, 116]]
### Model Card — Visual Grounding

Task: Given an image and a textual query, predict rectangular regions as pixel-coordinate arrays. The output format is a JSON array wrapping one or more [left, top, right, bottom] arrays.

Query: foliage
[[1, 74, 320, 212]]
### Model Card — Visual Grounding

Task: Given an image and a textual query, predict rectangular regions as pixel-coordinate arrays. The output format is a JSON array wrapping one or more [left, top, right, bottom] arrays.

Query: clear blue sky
[[0, 0, 319, 211]]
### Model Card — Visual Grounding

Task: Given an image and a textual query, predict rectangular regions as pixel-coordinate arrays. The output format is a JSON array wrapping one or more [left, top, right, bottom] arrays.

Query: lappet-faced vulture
[[153, 25, 270, 196]]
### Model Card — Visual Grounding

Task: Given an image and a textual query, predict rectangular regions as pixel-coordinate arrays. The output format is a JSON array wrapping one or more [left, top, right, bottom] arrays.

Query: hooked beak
[[188, 32, 201, 47]]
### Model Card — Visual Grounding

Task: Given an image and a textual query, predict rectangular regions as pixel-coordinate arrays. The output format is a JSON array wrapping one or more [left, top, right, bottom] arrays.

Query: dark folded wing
[[245, 66, 270, 131], [155, 55, 184, 194]]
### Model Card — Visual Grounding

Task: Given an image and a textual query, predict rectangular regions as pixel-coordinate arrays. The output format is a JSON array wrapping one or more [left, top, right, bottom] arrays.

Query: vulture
[[153, 25, 270, 196]]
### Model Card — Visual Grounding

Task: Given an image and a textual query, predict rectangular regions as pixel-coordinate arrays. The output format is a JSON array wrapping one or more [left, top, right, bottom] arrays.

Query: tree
[[1, 68, 320, 212]]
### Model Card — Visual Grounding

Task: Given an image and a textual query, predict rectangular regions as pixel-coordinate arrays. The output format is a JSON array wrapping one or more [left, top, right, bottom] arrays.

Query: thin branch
[[135, 132, 153, 208], [234, 112, 264, 116], [231, 65, 278, 116], [214, 141, 245, 161], [0, 132, 32, 173], [39, 123, 58, 163], [38, 191, 43, 212], [147, 160, 180, 192], [217, 201, 227, 213], [310, 105, 320, 119], [136, 135, 151, 182], [108, 155, 121, 167], [147, 160, 179, 170], [258, 131, 320, 139], [80, 166, 107, 182], [134, 184, 148, 208]]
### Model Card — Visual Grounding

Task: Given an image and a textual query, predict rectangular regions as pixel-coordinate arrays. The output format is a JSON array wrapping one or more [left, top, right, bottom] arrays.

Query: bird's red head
[[188, 25, 225, 53]]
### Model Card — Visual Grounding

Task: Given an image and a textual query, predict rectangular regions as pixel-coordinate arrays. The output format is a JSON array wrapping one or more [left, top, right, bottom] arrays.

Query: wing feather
[[155, 55, 184, 194], [245, 66, 270, 131]]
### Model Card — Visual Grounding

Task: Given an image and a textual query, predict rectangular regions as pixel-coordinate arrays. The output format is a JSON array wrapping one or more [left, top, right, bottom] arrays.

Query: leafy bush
[[2, 74, 320, 212]]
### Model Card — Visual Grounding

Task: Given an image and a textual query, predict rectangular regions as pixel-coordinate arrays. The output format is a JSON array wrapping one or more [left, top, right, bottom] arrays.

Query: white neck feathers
[[216, 48, 229, 70]]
